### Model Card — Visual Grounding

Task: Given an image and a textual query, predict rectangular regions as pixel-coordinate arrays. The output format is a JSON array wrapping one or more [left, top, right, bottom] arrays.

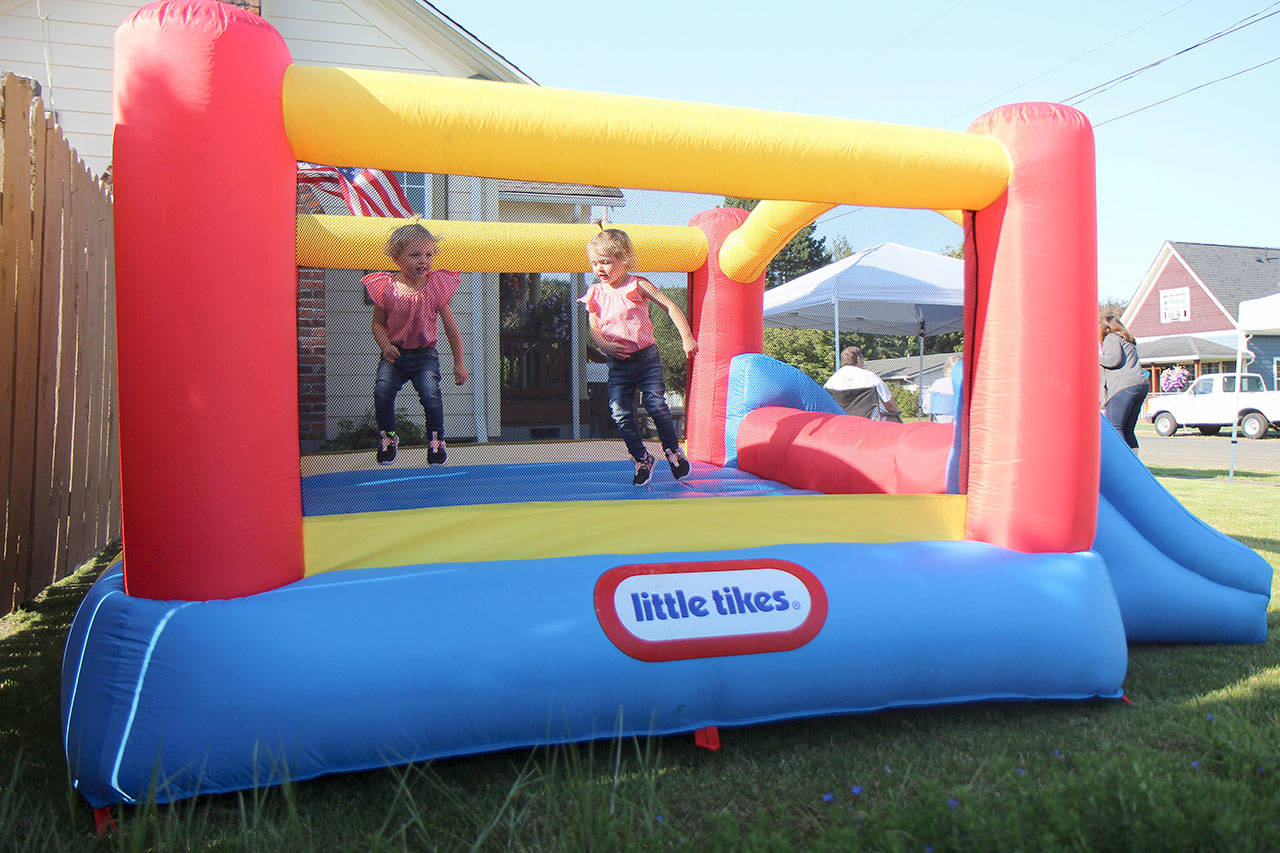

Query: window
[[1222, 375, 1262, 393], [1273, 357, 1279, 391], [1159, 287, 1190, 323], [1190, 377, 1213, 395], [398, 171, 429, 217]]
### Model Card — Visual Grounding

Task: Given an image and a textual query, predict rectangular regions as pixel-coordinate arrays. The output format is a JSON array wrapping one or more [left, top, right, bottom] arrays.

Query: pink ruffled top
[[362, 270, 460, 348], [578, 276, 654, 355]]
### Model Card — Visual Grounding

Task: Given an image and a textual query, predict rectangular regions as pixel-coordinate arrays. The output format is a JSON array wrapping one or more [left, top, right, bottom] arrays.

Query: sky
[[446, 0, 1279, 302]]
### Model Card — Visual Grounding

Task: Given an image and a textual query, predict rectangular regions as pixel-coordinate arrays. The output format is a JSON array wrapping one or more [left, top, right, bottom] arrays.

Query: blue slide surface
[[1092, 415, 1271, 643]]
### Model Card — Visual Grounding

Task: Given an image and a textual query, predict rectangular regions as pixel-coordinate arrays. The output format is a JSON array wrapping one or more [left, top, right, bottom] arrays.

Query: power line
[[938, 0, 1197, 126], [1062, 2, 1280, 105], [1093, 53, 1280, 125], [784, 0, 968, 111]]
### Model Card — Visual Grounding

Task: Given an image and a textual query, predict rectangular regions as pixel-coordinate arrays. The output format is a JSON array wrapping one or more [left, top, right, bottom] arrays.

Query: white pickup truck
[[1147, 373, 1280, 439]]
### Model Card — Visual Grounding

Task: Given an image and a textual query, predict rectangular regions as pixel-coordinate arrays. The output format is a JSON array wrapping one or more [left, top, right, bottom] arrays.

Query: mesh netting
[[296, 175, 962, 504]]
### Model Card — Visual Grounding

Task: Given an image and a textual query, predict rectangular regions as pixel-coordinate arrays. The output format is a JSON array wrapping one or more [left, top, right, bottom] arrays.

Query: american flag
[[296, 162, 414, 218]]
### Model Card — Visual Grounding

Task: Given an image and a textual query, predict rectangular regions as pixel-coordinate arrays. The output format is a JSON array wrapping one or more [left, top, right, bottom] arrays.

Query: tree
[[649, 287, 691, 394], [830, 233, 854, 261], [1099, 297, 1128, 320]]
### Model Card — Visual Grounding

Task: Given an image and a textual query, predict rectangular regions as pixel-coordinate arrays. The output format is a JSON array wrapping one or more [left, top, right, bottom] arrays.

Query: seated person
[[924, 354, 960, 423], [824, 346, 902, 422]]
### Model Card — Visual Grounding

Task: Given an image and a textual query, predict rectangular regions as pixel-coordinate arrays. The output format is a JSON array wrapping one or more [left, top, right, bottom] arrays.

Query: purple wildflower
[[1206, 714, 1214, 721], [851, 785, 863, 796], [822, 792, 835, 803], [1191, 761, 1200, 770], [947, 799, 959, 809], [1015, 768, 1025, 775]]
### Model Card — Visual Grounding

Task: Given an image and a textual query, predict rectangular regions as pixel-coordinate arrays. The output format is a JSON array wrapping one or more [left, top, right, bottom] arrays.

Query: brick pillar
[[297, 185, 327, 448]]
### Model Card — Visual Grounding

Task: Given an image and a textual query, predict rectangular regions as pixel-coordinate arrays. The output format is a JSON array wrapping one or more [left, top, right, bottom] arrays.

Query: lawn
[[3, 468, 1278, 851]]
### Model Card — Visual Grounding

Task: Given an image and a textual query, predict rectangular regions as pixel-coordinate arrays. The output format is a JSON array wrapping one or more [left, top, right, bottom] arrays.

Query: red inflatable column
[[686, 207, 761, 465], [113, 1, 303, 599], [963, 103, 1098, 553]]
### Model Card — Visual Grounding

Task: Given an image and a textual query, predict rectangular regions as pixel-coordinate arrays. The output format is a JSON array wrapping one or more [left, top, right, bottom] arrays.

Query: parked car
[[1146, 373, 1280, 439]]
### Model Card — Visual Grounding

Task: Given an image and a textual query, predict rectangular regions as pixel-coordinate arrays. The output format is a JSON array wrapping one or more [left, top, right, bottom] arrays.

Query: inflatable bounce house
[[62, 1, 1272, 807]]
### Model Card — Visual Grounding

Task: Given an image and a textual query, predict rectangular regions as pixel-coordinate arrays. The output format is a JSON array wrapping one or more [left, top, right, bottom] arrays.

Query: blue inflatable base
[[63, 540, 1127, 807]]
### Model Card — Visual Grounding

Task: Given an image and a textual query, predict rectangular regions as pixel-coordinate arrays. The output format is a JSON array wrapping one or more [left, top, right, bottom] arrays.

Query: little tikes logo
[[594, 559, 827, 661]]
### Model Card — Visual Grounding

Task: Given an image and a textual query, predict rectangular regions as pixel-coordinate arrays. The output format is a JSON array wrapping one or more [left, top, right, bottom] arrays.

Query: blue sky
[[449, 0, 1279, 301]]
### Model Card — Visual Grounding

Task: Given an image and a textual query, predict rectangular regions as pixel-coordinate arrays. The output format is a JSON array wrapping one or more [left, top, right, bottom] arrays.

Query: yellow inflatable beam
[[296, 215, 708, 272], [284, 67, 1011, 211], [719, 201, 837, 283], [719, 203, 967, 283]]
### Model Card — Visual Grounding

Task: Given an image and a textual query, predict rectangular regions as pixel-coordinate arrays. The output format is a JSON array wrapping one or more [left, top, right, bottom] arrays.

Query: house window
[[1159, 287, 1190, 323], [398, 171, 429, 217], [1273, 357, 1279, 391]]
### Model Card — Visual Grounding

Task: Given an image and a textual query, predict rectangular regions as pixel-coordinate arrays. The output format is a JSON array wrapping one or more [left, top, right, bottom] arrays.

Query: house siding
[[0, 0, 134, 172], [1250, 335, 1280, 390], [266, 0, 476, 76], [1128, 255, 1234, 338], [0, 0, 504, 173]]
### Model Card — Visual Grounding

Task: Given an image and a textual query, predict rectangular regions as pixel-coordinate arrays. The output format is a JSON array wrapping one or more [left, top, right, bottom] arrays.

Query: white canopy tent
[[1229, 291, 1280, 479], [762, 241, 964, 383]]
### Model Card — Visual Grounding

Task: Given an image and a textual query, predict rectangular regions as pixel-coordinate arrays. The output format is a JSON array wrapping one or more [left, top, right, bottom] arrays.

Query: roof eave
[[499, 190, 627, 207], [394, 0, 537, 85]]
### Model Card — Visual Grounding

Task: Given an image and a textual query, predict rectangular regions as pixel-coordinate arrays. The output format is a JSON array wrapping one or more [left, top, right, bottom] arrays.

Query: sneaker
[[377, 431, 399, 465], [427, 431, 447, 465], [665, 447, 690, 480], [632, 453, 655, 486]]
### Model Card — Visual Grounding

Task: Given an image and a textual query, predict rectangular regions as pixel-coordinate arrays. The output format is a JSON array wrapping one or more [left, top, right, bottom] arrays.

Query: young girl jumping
[[580, 225, 697, 485], [363, 223, 467, 466]]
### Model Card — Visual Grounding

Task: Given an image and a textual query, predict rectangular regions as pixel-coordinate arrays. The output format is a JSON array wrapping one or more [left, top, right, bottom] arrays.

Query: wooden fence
[[1, 73, 118, 616]]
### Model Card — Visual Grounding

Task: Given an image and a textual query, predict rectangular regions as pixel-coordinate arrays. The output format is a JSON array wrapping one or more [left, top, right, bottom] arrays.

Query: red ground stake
[[94, 807, 117, 836], [695, 726, 721, 751]]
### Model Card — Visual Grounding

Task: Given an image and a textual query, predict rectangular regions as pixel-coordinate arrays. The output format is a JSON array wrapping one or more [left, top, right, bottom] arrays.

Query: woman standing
[[1100, 315, 1149, 449]]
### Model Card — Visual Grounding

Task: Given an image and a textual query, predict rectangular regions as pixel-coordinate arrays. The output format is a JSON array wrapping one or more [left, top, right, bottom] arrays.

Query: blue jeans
[[606, 344, 680, 461], [375, 347, 443, 437], [1105, 383, 1149, 449]]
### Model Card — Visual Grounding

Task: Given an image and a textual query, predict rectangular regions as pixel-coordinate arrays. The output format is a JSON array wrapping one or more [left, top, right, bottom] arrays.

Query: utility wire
[[1094, 53, 1280, 125], [783, 0, 968, 110], [1062, 2, 1280, 105], [818, 4, 1280, 228], [938, 0, 1196, 126], [815, 206, 870, 227]]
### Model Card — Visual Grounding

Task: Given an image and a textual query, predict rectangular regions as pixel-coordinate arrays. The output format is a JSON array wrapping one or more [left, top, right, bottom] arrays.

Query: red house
[[1122, 241, 1280, 391]]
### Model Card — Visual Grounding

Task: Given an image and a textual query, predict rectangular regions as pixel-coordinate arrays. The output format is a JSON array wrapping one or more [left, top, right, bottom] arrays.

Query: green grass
[[4, 470, 1279, 851]]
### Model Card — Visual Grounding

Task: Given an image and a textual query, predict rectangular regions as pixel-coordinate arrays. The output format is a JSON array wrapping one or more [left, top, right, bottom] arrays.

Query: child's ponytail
[[586, 217, 635, 271]]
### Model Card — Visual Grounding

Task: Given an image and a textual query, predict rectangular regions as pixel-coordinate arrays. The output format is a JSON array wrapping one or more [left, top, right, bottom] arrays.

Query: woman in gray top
[[1099, 315, 1149, 449]]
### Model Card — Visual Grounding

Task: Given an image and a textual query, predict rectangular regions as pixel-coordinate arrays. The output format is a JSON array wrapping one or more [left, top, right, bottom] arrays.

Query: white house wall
[[0, 0, 133, 172], [0, 0, 517, 174]]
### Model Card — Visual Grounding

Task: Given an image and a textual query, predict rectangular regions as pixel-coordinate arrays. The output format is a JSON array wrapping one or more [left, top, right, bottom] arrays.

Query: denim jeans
[[375, 347, 443, 437], [1105, 383, 1149, 449], [606, 344, 680, 461]]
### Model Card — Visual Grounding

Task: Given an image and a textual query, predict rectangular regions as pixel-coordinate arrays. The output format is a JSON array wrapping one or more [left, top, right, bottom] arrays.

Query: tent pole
[[917, 322, 925, 402], [833, 295, 841, 372]]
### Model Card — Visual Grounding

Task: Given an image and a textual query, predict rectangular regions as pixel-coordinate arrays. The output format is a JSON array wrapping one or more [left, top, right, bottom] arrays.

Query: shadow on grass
[[0, 544, 118, 810]]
